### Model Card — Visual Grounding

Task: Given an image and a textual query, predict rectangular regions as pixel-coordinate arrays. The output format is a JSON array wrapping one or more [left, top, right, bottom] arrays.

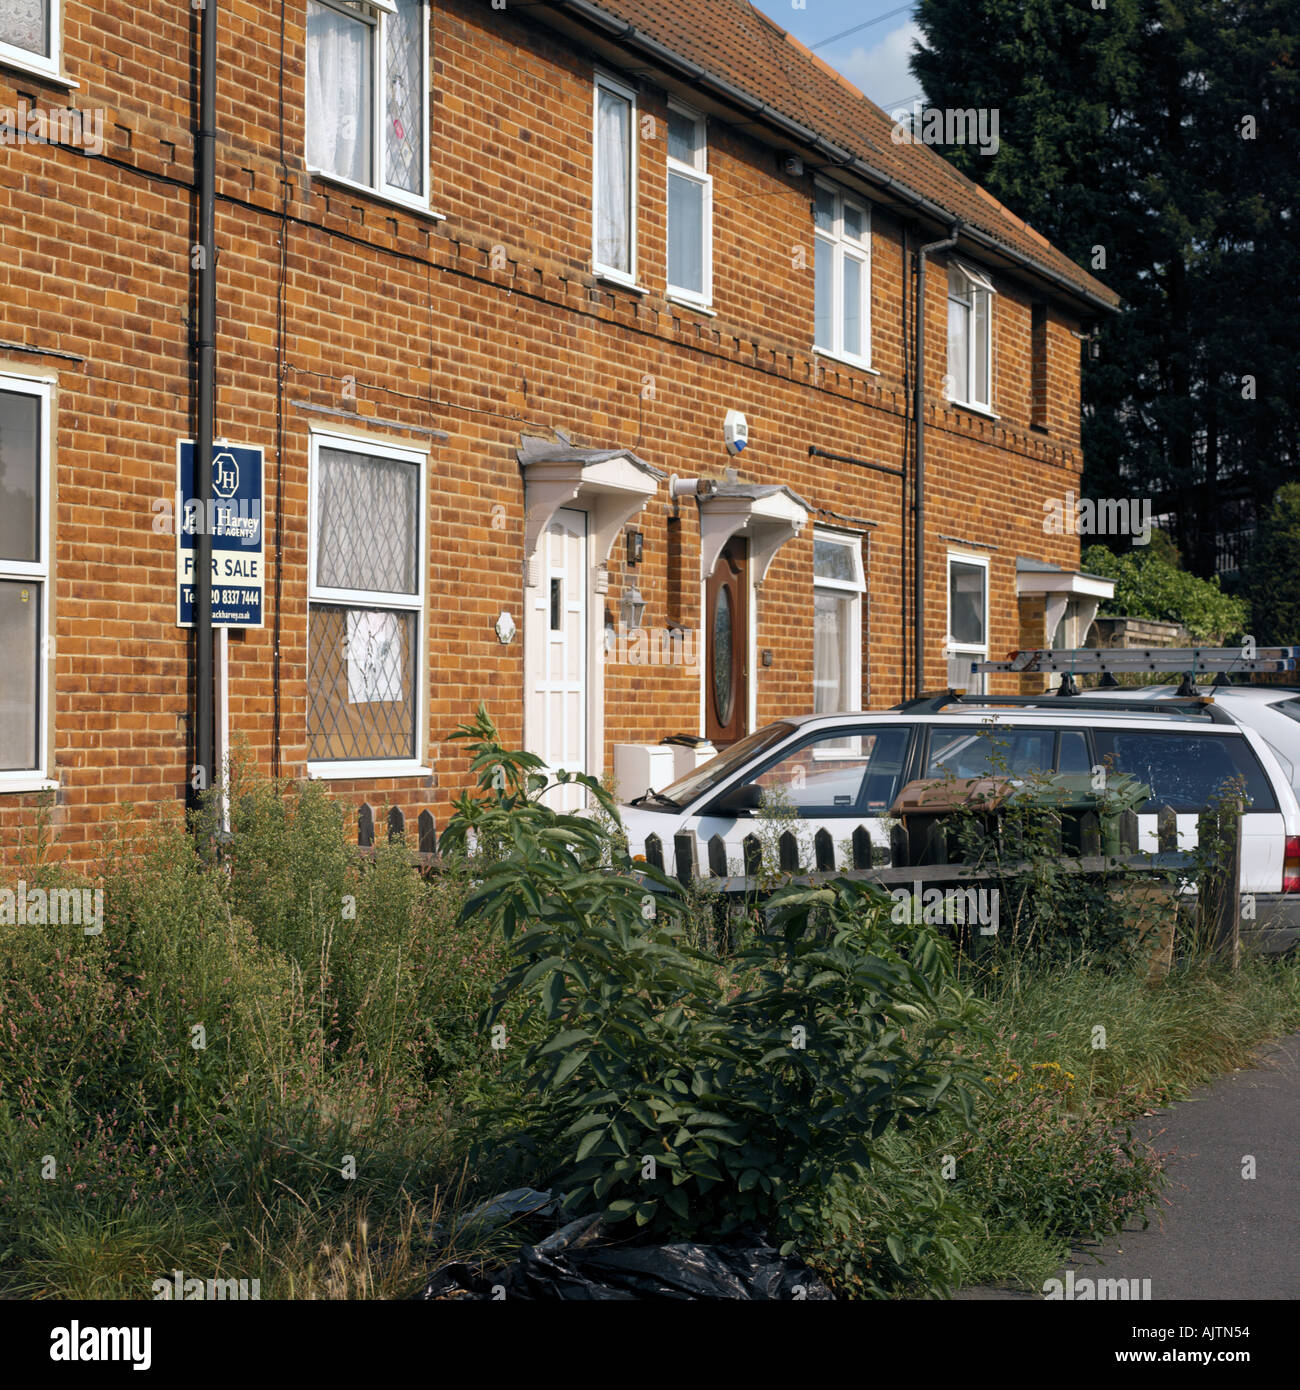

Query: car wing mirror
[[705, 782, 763, 815]]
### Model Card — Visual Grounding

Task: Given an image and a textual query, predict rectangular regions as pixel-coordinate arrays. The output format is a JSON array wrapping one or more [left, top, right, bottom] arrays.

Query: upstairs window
[[593, 73, 637, 283], [666, 103, 711, 305], [306, 0, 428, 206], [946, 260, 996, 411], [813, 182, 870, 364], [0, 0, 61, 78], [0, 375, 51, 786]]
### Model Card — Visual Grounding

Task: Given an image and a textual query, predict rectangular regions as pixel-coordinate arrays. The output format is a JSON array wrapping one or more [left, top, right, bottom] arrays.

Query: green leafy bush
[[1081, 540, 1247, 642], [449, 706, 986, 1250]]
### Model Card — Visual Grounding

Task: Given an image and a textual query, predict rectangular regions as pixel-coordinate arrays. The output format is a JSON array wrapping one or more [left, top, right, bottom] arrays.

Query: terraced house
[[0, 0, 1117, 865]]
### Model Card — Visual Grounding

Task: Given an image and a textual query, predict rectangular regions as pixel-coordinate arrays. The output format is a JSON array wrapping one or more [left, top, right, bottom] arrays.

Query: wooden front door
[[705, 537, 748, 745]]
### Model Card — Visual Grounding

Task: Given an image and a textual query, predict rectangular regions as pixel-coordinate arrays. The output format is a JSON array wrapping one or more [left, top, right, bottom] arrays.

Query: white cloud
[[836, 21, 927, 112]]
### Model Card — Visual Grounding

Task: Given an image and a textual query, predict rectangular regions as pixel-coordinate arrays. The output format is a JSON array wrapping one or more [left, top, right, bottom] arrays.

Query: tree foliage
[[1241, 483, 1300, 645], [911, 0, 1299, 574]]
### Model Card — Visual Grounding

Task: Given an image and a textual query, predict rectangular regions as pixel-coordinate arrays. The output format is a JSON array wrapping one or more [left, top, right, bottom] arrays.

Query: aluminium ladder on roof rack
[[973, 647, 1299, 675], [893, 691, 1236, 722]]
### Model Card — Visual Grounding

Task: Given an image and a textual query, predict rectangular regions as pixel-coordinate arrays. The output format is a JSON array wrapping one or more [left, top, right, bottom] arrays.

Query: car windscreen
[[1091, 730, 1278, 813], [655, 723, 797, 808]]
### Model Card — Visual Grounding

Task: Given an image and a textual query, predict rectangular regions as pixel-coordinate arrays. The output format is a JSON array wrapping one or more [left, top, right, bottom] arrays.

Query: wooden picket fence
[[351, 797, 1242, 962]]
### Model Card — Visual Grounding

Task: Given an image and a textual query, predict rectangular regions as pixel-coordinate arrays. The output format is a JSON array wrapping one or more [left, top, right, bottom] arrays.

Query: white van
[[619, 693, 1300, 953]]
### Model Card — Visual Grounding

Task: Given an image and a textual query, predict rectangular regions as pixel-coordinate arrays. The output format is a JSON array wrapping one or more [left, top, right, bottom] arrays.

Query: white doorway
[[527, 507, 588, 811]]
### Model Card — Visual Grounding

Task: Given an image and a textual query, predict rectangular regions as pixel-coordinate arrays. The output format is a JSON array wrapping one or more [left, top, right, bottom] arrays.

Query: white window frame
[[592, 71, 639, 287], [946, 552, 990, 695], [306, 428, 428, 779], [812, 528, 866, 754], [665, 100, 712, 308], [304, 0, 431, 212], [946, 259, 997, 413], [0, 373, 54, 792], [0, 0, 63, 83], [812, 180, 872, 368]]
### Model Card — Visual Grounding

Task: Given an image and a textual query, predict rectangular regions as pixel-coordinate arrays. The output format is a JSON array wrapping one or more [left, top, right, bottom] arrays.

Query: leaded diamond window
[[308, 435, 425, 767]]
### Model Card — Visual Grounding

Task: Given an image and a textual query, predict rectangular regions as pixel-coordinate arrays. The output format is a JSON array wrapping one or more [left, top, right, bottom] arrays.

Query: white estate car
[[618, 693, 1300, 953]]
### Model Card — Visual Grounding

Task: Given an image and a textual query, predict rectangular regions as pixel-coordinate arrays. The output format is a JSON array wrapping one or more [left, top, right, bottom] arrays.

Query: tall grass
[[0, 761, 513, 1298]]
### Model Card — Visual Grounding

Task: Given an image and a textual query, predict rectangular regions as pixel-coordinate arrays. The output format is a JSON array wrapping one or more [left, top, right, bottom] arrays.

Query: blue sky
[[757, 0, 929, 113]]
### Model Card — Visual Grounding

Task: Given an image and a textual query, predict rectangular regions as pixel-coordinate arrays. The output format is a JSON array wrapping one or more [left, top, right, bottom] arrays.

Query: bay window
[[306, 0, 428, 206], [0, 375, 51, 788], [593, 72, 637, 283], [666, 103, 711, 305], [307, 432, 426, 775], [813, 182, 871, 365], [946, 260, 996, 411]]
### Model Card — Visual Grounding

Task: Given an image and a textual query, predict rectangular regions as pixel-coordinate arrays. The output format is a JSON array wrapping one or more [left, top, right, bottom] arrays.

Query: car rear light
[[1285, 836, 1300, 893]]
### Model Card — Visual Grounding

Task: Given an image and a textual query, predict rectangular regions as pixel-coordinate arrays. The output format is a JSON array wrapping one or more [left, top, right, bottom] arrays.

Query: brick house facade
[[0, 0, 1117, 867]]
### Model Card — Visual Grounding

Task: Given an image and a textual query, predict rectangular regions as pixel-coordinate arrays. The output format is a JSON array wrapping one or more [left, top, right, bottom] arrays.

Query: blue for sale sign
[[176, 440, 264, 628]]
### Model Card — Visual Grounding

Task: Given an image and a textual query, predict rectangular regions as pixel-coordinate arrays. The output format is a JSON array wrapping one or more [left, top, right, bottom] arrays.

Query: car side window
[[1057, 730, 1091, 774], [750, 725, 913, 816], [925, 726, 1056, 779], [1094, 731, 1278, 812]]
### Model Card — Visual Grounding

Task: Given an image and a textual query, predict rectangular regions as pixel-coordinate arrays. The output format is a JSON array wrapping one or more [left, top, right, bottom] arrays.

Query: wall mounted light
[[620, 583, 647, 630]]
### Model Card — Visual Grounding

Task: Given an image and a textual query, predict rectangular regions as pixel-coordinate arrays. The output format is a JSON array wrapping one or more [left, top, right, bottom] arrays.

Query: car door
[[691, 722, 917, 876]]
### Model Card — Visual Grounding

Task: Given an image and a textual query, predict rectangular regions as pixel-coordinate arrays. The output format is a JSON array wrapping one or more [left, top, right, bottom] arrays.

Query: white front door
[[527, 507, 588, 811]]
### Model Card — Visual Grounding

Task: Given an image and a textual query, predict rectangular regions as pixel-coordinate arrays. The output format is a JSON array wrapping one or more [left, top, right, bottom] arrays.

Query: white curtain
[[947, 292, 968, 400], [813, 590, 843, 714], [596, 87, 631, 271], [306, 1, 371, 186], [0, 0, 49, 56], [316, 448, 417, 594]]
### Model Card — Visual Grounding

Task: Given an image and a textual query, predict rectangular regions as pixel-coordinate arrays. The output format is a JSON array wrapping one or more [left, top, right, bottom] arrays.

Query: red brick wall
[[0, 0, 1091, 869]]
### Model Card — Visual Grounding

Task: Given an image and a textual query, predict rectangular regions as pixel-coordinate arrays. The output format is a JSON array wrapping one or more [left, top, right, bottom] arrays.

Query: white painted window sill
[[594, 273, 649, 295], [0, 777, 58, 795], [666, 293, 716, 316], [946, 398, 1000, 421], [813, 347, 880, 375], [307, 762, 431, 782], [307, 169, 445, 221], [0, 53, 78, 88]]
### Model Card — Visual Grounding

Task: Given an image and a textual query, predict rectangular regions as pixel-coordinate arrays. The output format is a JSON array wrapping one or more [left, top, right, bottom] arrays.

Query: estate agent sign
[[175, 440, 264, 628]]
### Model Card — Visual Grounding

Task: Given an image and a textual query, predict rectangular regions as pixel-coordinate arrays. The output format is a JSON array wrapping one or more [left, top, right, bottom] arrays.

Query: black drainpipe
[[194, 0, 217, 822], [914, 223, 961, 697]]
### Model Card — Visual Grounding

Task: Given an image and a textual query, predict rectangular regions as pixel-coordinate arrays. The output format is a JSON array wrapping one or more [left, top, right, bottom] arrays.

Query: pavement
[[955, 1031, 1300, 1300]]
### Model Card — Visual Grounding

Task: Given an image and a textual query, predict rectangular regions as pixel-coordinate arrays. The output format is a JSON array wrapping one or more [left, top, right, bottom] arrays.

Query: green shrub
[[448, 705, 986, 1251]]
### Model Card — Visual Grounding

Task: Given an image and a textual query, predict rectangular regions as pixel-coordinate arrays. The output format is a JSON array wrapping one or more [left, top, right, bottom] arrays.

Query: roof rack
[[974, 647, 1297, 676], [892, 690, 1236, 724]]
